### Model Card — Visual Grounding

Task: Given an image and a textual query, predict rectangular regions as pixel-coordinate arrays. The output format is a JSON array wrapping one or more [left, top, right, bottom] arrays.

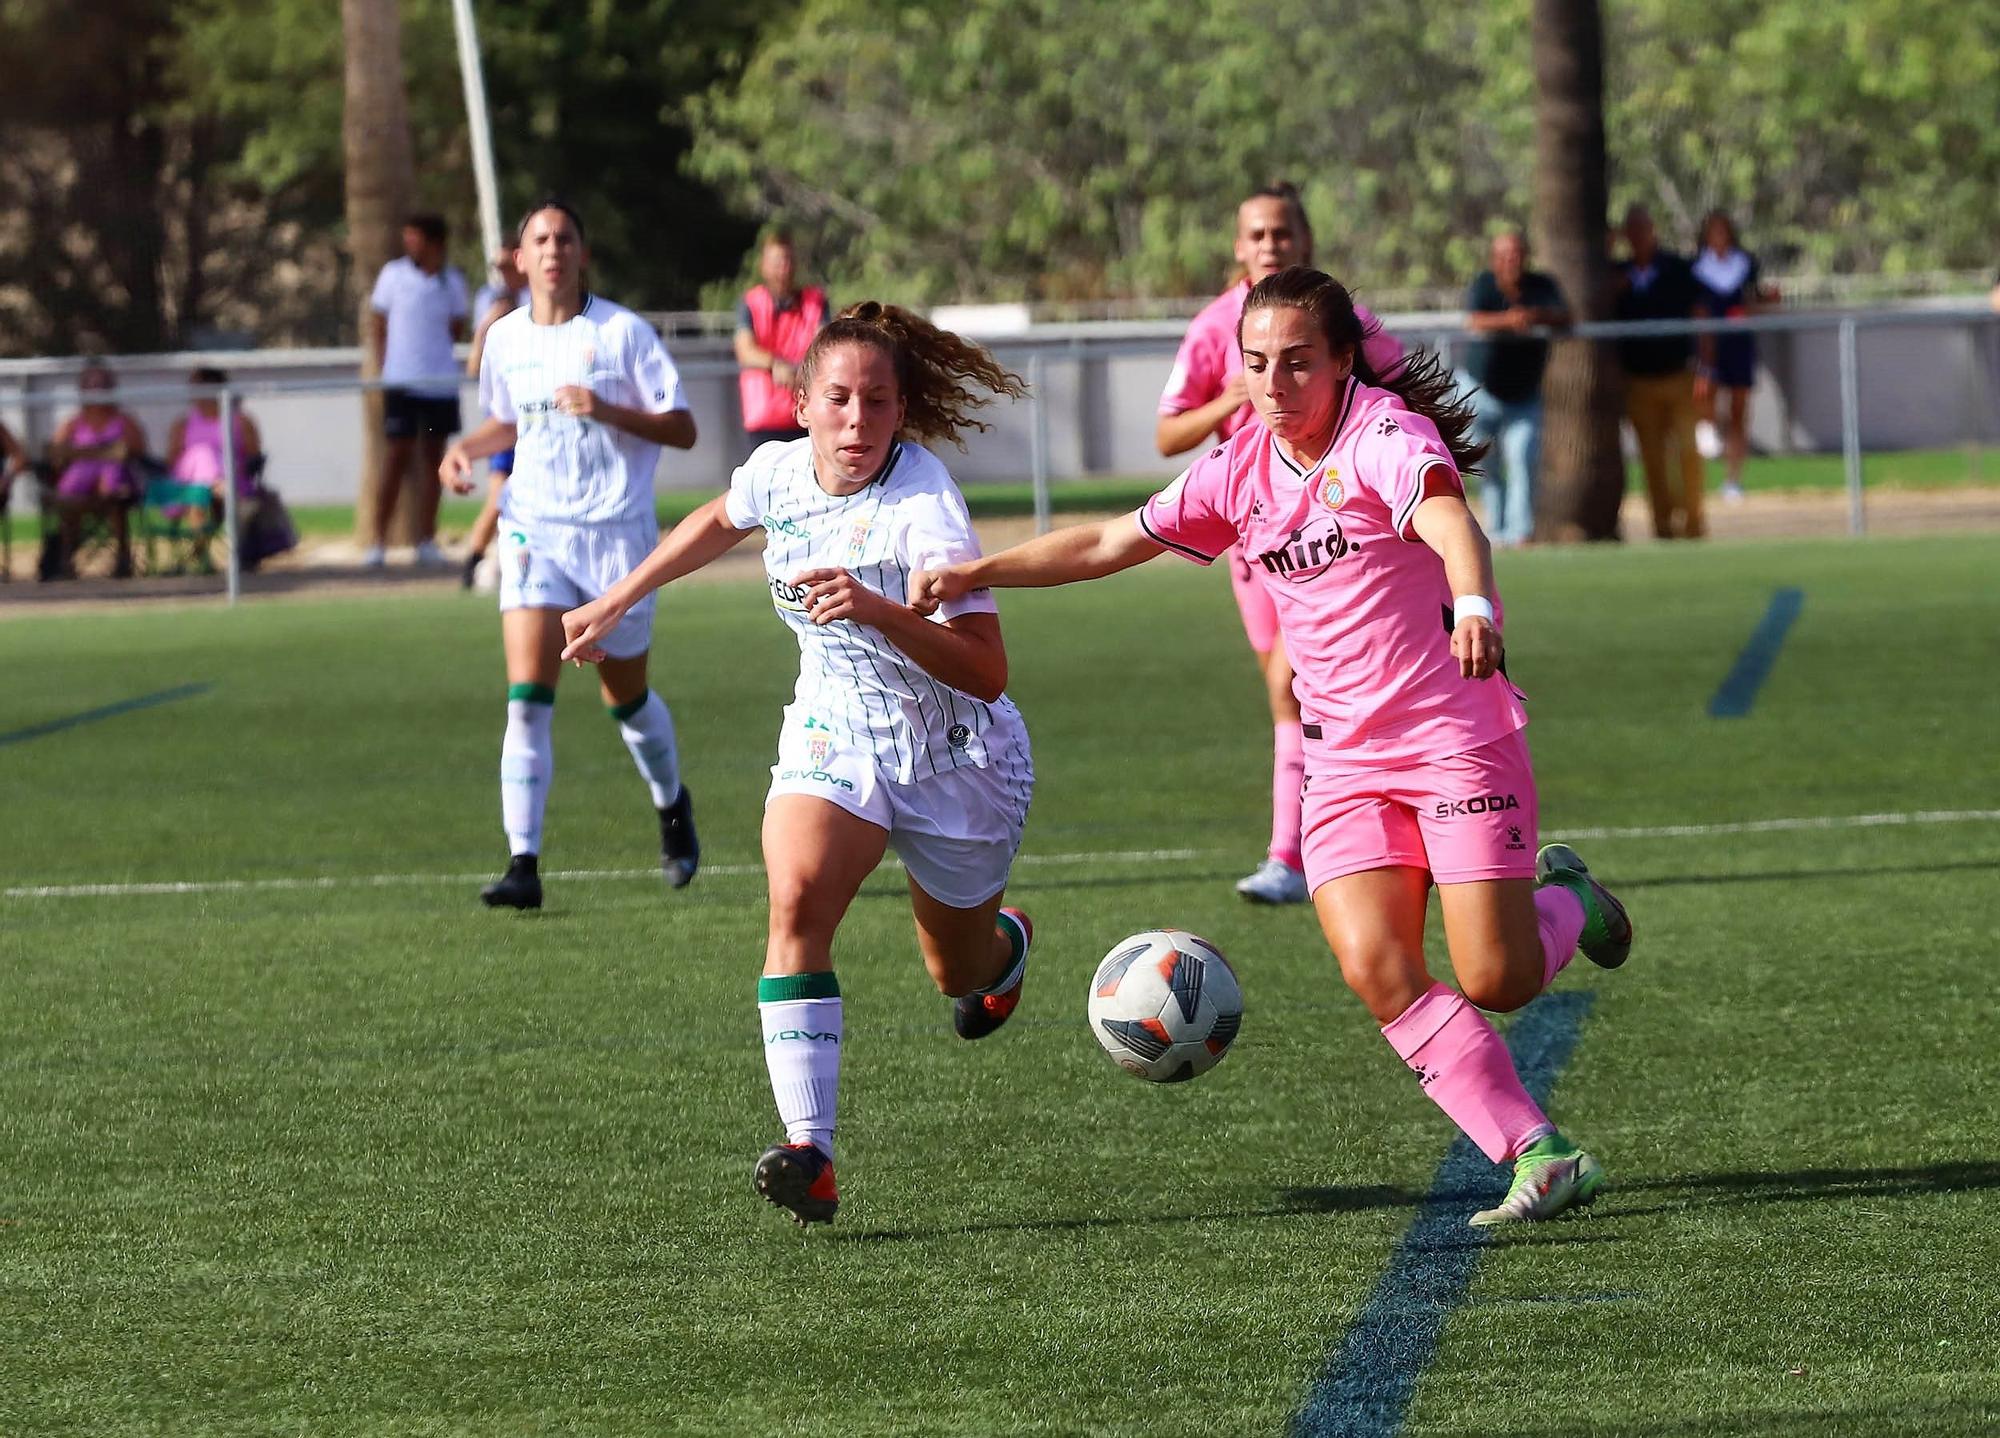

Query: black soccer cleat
[[459, 548, 484, 590], [659, 785, 699, 889], [754, 1141, 838, 1226], [954, 907, 1032, 1040], [481, 853, 542, 910]]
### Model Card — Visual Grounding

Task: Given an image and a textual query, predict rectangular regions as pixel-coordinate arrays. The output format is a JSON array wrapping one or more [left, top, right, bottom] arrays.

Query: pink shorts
[[1301, 728, 1539, 891], [1227, 545, 1279, 654], [57, 461, 135, 502]]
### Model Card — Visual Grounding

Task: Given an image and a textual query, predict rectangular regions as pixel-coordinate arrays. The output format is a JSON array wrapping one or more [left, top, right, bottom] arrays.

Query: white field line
[[0, 847, 1207, 901], [1557, 808, 2000, 841], [5, 810, 1998, 902]]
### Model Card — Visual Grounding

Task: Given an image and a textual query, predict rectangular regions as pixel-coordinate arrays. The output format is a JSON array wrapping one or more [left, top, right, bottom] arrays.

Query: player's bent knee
[[1460, 966, 1538, 1014], [1334, 944, 1425, 1018]]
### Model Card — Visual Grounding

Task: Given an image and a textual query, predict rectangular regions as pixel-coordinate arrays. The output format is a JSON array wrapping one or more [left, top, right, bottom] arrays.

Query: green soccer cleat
[[1470, 1136, 1605, 1227], [1536, 843, 1633, 970]]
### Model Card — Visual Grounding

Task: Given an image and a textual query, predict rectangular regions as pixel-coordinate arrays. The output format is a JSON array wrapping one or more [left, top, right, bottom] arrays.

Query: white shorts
[[497, 516, 658, 659], [766, 715, 1035, 910]]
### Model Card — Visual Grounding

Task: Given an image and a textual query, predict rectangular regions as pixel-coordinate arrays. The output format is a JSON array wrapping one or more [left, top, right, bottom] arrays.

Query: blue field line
[[1290, 991, 1596, 1438], [0, 682, 213, 749], [1708, 587, 1805, 718]]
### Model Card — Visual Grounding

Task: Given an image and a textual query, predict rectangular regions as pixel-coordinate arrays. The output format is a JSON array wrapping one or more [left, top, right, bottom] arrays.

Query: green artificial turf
[[1, 536, 1996, 1435]]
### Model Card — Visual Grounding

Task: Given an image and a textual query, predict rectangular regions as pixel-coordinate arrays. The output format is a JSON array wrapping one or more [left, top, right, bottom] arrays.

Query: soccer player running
[[439, 200, 701, 910], [916, 267, 1634, 1225], [561, 303, 1037, 1228], [1157, 182, 1404, 905]]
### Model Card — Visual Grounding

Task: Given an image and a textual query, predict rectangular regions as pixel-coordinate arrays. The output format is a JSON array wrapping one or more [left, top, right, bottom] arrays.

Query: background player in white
[[560, 303, 1037, 1228], [439, 199, 700, 911]]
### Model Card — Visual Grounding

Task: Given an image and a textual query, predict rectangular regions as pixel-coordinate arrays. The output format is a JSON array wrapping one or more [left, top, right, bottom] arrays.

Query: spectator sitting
[[50, 362, 146, 578], [1459, 228, 1569, 547], [733, 229, 828, 453], [164, 367, 264, 558], [1614, 205, 1709, 540], [1692, 210, 1777, 503]]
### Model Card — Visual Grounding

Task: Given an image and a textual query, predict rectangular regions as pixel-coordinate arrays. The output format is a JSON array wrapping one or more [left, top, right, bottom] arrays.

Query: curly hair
[[1239, 266, 1487, 477], [794, 302, 1026, 450]]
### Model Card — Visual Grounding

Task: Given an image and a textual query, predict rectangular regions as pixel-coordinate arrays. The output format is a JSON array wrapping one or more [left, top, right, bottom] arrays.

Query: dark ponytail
[[1240, 266, 1486, 477]]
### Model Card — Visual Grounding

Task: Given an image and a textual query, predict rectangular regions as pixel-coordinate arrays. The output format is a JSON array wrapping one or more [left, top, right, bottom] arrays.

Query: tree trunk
[[1531, 0, 1625, 541], [342, 0, 421, 547]]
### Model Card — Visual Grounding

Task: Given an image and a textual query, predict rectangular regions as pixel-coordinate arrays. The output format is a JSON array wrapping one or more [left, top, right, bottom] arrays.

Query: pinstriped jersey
[[724, 438, 1023, 784], [478, 295, 687, 527]]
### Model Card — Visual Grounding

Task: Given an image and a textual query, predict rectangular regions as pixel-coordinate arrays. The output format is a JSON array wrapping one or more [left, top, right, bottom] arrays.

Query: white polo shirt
[[371, 256, 470, 397]]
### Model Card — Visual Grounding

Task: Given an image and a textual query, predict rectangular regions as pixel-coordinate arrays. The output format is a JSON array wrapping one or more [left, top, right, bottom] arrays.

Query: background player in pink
[[1157, 182, 1404, 905], [918, 266, 1637, 1225]]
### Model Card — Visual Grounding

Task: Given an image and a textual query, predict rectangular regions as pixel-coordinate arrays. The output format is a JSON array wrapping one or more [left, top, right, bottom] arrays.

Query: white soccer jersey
[[478, 295, 688, 527], [725, 438, 1026, 784]]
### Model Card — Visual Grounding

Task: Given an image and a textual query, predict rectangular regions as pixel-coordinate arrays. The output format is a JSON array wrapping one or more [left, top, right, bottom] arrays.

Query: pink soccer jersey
[[1158, 280, 1405, 439], [1139, 381, 1527, 768]]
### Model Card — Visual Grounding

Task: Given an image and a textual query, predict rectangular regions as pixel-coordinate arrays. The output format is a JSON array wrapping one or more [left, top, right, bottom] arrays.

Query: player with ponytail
[[563, 302, 1038, 1228], [916, 267, 1637, 1226]]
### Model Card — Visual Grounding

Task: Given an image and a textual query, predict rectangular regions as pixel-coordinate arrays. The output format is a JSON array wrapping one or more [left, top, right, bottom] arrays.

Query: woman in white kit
[[561, 302, 1037, 1227], [440, 199, 701, 911]]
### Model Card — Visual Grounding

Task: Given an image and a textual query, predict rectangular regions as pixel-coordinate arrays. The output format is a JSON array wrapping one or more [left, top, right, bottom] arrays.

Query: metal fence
[[3, 305, 1994, 604]]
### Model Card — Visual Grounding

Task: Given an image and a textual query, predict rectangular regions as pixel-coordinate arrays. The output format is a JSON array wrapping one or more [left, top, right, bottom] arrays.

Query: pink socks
[[1270, 721, 1305, 870], [1535, 883, 1586, 989], [1381, 982, 1554, 1163]]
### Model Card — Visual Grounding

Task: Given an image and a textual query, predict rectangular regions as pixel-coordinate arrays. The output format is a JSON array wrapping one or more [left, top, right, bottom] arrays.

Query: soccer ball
[[1086, 930, 1243, 1083]]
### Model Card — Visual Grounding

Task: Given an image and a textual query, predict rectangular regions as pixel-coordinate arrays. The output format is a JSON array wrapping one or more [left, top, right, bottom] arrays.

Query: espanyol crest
[[1320, 467, 1345, 510]]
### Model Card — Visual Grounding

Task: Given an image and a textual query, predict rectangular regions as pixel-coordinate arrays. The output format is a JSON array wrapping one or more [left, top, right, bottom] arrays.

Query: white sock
[[611, 689, 681, 809], [758, 973, 842, 1161], [501, 684, 555, 856]]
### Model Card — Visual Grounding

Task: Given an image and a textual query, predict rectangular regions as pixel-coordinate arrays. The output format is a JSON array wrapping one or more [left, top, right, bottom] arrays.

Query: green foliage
[[690, 0, 2000, 304]]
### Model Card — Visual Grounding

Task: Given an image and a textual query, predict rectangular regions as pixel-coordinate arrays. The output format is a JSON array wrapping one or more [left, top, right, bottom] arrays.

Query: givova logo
[[765, 1029, 840, 1044], [779, 766, 856, 792]]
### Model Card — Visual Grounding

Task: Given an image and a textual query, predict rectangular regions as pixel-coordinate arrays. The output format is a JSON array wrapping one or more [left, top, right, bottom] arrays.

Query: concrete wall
[[4, 310, 1994, 511]]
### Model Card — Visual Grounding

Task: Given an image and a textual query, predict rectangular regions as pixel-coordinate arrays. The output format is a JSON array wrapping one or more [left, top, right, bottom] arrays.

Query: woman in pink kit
[[1158, 184, 1404, 905], [918, 267, 1635, 1224]]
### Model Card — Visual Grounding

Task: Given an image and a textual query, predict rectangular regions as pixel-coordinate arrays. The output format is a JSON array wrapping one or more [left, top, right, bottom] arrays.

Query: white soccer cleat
[[1469, 1148, 1605, 1227], [414, 540, 448, 568], [1235, 858, 1308, 905], [361, 544, 387, 568]]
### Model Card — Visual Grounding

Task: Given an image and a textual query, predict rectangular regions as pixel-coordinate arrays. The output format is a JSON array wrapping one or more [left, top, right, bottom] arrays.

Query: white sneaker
[[1235, 858, 1308, 905], [414, 540, 447, 567], [1721, 481, 1746, 503], [361, 545, 386, 568]]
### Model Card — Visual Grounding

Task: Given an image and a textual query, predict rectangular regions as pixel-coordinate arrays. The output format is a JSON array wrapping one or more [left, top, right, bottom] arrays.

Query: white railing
[[5, 304, 1994, 603]]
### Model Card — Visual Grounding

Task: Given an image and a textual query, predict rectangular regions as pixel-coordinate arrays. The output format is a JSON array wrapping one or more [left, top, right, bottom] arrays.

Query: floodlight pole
[[450, 0, 504, 265]]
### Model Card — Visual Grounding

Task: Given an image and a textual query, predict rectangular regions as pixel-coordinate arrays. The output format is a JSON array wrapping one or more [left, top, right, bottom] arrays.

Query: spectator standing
[[50, 363, 146, 578], [366, 212, 468, 568], [462, 244, 531, 588], [1692, 210, 1777, 503], [1458, 229, 1569, 547], [1614, 206, 1708, 539], [733, 231, 828, 451]]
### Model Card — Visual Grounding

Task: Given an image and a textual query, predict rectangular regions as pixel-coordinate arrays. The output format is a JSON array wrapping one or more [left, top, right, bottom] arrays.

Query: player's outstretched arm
[[910, 512, 1165, 615], [561, 496, 751, 663], [1410, 487, 1503, 680]]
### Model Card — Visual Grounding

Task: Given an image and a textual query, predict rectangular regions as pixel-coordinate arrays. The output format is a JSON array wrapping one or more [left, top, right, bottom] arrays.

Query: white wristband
[[1453, 595, 1495, 625]]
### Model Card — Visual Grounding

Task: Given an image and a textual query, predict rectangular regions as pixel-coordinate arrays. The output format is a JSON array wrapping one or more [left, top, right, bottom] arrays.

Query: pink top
[[1157, 280, 1406, 441], [172, 409, 254, 492], [67, 412, 131, 451], [1140, 381, 1526, 768]]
